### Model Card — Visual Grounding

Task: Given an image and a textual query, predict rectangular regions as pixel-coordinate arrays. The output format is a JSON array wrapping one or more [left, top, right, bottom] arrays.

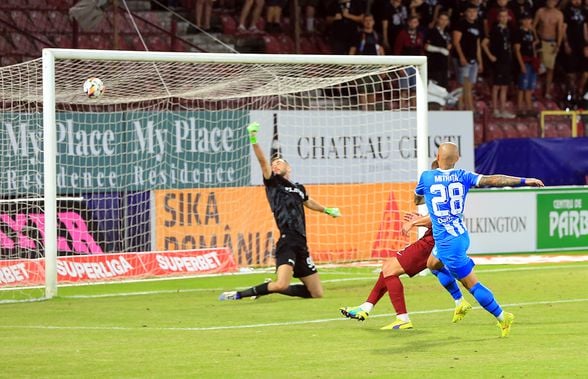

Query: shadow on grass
[[371, 334, 496, 355]]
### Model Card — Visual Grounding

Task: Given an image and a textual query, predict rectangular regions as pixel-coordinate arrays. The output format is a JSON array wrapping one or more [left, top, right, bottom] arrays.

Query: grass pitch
[[1, 262, 587, 378]]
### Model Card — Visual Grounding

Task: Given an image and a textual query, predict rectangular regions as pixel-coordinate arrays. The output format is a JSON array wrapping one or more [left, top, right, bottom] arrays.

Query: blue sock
[[432, 268, 462, 301], [469, 282, 503, 317]]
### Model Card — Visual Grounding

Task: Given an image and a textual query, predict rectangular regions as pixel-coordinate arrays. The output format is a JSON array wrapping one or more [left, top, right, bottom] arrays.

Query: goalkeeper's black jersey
[[263, 174, 308, 238]]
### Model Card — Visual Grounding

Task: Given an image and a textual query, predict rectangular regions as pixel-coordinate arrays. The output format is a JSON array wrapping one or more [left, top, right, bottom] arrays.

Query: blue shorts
[[518, 63, 537, 90], [433, 233, 475, 280], [454, 59, 478, 85]]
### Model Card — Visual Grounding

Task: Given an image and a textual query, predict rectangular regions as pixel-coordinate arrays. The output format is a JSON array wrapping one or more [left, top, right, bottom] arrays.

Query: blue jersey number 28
[[430, 183, 465, 217]]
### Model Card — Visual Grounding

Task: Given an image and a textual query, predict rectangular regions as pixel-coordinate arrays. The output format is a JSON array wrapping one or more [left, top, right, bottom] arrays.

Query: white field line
[[1, 298, 587, 332], [57, 263, 588, 299]]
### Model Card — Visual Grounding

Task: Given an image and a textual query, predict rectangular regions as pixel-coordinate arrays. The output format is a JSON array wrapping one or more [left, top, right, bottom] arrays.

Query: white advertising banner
[[464, 191, 536, 254], [249, 111, 474, 184]]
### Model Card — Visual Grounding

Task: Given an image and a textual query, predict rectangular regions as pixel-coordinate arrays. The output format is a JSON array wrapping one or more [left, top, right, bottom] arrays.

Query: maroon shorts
[[395, 230, 435, 277]]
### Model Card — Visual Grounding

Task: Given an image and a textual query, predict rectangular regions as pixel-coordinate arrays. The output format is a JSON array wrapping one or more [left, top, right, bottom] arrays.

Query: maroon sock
[[384, 275, 407, 315], [366, 272, 387, 305]]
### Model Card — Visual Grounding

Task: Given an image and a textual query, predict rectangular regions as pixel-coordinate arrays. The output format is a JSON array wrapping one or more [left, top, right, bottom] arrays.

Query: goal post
[[2, 49, 428, 302]]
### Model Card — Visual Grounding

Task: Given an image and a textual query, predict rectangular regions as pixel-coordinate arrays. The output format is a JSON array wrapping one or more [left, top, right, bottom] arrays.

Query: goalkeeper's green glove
[[324, 207, 341, 218], [246, 121, 260, 144]]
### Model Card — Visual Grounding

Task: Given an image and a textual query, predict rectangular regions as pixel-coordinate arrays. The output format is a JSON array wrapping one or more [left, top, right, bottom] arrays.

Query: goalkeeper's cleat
[[380, 318, 414, 330], [452, 299, 473, 323], [219, 291, 241, 301], [339, 306, 369, 321], [497, 312, 514, 338]]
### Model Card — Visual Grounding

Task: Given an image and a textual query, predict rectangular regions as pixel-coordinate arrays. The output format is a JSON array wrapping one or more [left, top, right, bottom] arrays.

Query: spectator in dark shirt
[[514, 13, 539, 116], [382, 0, 409, 53], [426, 12, 452, 88], [510, 0, 534, 24], [350, 13, 385, 55], [350, 14, 385, 110], [395, 16, 425, 108], [409, 0, 433, 29], [452, 4, 484, 110], [486, 0, 517, 32], [562, 0, 588, 99], [423, 0, 444, 29], [483, 8, 516, 118], [326, 0, 367, 54], [299, 0, 319, 33]]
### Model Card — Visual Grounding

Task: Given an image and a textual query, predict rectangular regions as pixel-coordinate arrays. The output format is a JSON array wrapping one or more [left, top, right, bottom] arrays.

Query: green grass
[[1, 262, 588, 378]]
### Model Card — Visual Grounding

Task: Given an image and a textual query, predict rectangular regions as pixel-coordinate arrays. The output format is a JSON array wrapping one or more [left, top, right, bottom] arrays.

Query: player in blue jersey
[[415, 142, 544, 337]]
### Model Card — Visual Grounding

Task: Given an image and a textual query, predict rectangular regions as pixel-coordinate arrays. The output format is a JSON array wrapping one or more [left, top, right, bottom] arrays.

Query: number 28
[[430, 183, 465, 216]]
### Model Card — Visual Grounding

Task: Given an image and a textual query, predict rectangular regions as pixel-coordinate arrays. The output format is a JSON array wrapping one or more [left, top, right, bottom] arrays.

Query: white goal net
[[0, 50, 427, 302]]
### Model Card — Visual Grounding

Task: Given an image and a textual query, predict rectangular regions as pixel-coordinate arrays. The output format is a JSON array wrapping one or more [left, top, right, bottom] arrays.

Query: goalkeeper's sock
[[383, 274, 407, 315], [237, 282, 270, 298], [469, 282, 503, 318], [366, 272, 387, 305], [280, 284, 312, 298], [432, 268, 463, 301]]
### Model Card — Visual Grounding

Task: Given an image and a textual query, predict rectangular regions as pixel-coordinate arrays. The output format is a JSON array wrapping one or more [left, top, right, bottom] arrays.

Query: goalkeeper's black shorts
[[274, 231, 317, 278]]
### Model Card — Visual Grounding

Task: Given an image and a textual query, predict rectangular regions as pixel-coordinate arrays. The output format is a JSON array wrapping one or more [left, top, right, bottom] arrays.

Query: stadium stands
[[1, 0, 583, 146]]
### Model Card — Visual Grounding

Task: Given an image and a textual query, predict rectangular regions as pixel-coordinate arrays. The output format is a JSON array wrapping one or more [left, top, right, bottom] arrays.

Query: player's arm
[[304, 197, 341, 218], [401, 213, 432, 236], [453, 29, 467, 65], [476, 37, 483, 73], [414, 193, 425, 205], [556, 12, 565, 50], [478, 175, 544, 187], [481, 36, 496, 62], [247, 122, 271, 180]]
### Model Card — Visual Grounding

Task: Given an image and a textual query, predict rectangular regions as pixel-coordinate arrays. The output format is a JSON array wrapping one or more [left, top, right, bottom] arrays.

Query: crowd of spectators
[[209, 0, 588, 116]]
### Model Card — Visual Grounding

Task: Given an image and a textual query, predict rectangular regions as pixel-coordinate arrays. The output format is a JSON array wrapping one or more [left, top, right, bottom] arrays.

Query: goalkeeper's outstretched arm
[[247, 122, 272, 180], [304, 198, 341, 218]]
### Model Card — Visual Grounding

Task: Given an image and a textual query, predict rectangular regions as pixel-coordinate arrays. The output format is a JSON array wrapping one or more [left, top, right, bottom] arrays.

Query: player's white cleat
[[219, 291, 241, 301]]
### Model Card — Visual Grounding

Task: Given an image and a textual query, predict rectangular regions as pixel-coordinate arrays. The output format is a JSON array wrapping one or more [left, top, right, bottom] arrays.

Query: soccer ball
[[83, 77, 105, 99]]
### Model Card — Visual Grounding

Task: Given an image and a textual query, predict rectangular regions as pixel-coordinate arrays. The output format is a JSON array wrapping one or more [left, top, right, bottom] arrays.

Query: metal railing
[[539, 110, 588, 137]]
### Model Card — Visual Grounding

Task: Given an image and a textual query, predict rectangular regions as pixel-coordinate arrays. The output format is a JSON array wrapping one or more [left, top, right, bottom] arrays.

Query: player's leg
[[220, 235, 298, 300], [277, 243, 321, 298], [217, 264, 292, 300], [340, 270, 386, 320], [427, 252, 443, 270], [442, 235, 514, 338], [459, 270, 500, 316], [379, 257, 414, 330], [458, 269, 514, 337], [298, 272, 323, 298], [379, 234, 435, 329], [426, 247, 470, 322], [491, 84, 499, 116], [268, 263, 296, 293]]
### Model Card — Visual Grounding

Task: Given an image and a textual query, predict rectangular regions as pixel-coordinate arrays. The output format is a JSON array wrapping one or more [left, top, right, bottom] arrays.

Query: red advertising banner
[[0, 248, 237, 288]]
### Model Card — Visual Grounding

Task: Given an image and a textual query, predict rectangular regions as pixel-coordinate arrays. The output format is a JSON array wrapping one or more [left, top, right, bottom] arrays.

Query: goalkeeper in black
[[219, 122, 341, 301]]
